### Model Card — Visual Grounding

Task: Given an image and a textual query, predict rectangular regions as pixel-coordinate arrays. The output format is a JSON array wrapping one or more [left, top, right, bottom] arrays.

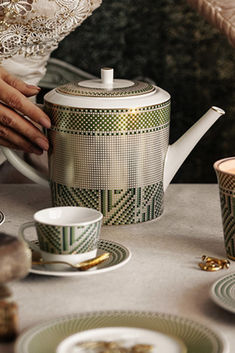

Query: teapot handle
[[1, 146, 49, 187], [0, 102, 49, 187]]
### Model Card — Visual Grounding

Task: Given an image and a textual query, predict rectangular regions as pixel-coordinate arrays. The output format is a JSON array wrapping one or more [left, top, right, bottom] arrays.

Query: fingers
[[0, 137, 21, 150], [0, 129, 43, 155], [0, 67, 41, 97], [0, 78, 51, 129], [0, 67, 51, 154], [0, 103, 49, 154]]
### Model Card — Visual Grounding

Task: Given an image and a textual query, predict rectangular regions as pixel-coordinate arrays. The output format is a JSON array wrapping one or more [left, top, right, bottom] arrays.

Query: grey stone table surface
[[0, 184, 234, 353]]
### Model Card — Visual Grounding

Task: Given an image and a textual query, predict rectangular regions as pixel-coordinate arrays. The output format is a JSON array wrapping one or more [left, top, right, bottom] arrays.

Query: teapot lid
[[56, 68, 155, 98]]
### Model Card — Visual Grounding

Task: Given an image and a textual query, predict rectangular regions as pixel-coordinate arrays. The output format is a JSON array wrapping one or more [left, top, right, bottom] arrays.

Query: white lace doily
[[0, 0, 102, 84]]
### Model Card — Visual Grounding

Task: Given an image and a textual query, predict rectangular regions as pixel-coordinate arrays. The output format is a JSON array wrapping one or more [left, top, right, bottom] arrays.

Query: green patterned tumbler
[[214, 157, 235, 260]]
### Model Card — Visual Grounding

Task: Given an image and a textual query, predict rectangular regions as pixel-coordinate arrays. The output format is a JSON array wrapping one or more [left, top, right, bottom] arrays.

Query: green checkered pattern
[[36, 221, 101, 254], [50, 182, 164, 225], [45, 101, 170, 132], [56, 80, 155, 97], [50, 123, 169, 136], [46, 101, 170, 225]]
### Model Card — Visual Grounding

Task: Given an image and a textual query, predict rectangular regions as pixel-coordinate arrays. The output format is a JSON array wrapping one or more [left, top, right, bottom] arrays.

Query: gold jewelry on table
[[201, 255, 230, 268], [198, 255, 230, 271], [198, 262, 221, 272]]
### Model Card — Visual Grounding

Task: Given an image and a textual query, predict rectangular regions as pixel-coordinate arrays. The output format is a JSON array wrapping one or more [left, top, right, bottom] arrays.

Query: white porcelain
[[1, 68, 225, 221], [19, 222, 98, 269], [56, 327, 187, 353], [33, 206, 103, 226], [1, 68, 225, 189], [163, 106, 225, 189], [19, 206, 103, 264]]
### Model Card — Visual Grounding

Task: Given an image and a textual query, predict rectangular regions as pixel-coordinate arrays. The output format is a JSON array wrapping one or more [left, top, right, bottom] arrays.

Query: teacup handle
[[19, 222, 40, 252]]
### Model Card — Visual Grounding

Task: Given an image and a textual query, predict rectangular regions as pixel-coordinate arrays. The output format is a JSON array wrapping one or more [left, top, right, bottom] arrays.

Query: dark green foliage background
[[52, 0, 235, 183]]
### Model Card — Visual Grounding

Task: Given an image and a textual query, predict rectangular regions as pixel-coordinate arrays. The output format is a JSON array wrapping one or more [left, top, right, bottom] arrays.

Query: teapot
[[1, 68, 225, 225]]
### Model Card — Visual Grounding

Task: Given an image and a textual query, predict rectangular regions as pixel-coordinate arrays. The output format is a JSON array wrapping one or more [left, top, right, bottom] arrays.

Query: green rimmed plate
[[0, 211, 5, 225], [14, 311, 229, 353], [29, 239, 131, 277], [211, 272, 235, 314]]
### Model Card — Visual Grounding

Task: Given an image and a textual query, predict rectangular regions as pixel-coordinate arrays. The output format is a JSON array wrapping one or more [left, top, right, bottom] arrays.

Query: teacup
[[214, 157, 235, 260], [19, 206, 103, 268]]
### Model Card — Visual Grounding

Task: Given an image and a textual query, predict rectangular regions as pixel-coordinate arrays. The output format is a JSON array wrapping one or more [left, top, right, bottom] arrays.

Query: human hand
[[0, 67, 51, 154]]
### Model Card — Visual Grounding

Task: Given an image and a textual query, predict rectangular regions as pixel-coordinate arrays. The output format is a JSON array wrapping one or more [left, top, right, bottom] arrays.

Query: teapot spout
[[163, 106, 225, 191]]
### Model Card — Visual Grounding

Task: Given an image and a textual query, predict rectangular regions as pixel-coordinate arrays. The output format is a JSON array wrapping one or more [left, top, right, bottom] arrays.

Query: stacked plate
[[210, 272, 235, 314]]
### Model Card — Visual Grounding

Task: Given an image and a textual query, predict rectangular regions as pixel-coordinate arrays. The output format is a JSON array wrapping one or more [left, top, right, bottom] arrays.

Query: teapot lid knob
[[101, 67, 114, 87], [57, 67, 156, 97]]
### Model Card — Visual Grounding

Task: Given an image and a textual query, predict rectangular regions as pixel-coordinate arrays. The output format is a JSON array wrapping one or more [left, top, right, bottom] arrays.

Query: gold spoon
[[32, 252, 110, 271]]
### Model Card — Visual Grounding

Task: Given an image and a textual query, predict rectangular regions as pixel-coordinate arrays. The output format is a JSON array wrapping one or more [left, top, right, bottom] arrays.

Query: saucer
[[15, 311, 229, 353], [210, 272, 235, 314], [29, 239, 131, 277]]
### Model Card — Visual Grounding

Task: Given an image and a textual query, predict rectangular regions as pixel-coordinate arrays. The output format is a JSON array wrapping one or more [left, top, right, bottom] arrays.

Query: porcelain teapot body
[[1, 68, 225, 225]]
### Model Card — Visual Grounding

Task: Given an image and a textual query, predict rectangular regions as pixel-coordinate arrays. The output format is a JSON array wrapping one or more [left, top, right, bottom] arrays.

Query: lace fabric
[[187, 0, 235, 47], [0, 0, 102, 84], [0, 0, 102, 59], [0, 0, 102, 168]]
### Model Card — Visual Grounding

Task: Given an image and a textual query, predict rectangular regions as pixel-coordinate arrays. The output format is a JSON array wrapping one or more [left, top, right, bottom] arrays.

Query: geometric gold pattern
[[56, 81, 155, 97], [46, 101, 170, 225], [48, 127, 169, 189], [45, 101, 170, 131]]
